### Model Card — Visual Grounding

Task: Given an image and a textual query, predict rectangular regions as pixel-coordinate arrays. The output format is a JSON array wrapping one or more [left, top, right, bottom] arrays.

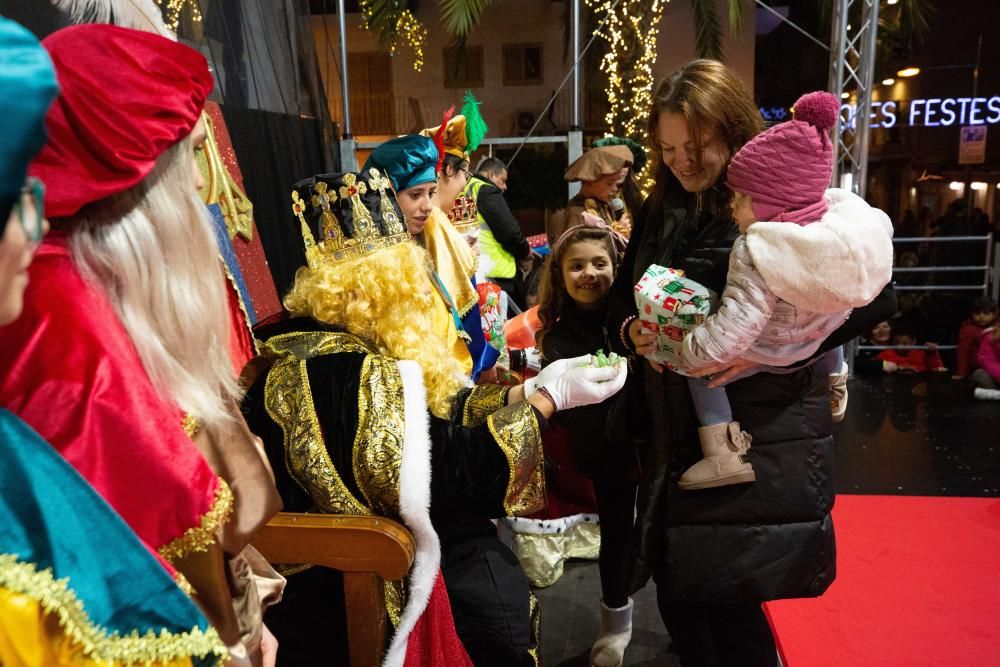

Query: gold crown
[[447, 193, 479, 235], [290, 168, 409, 269]]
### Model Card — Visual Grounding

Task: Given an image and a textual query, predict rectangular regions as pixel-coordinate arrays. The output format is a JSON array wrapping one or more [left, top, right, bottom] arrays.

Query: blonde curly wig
[[284, 241, 469, 418]]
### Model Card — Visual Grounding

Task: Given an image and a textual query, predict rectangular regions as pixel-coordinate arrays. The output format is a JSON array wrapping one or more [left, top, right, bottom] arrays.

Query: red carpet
[[765, 494, 1000, 665]]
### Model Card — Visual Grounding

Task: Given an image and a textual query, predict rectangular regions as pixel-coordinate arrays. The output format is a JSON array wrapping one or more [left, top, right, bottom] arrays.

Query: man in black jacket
[[463, 157, 538, 307]]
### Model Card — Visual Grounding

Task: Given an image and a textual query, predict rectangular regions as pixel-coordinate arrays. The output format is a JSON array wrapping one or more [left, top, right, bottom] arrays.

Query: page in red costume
[[0, 238, 230, 564]]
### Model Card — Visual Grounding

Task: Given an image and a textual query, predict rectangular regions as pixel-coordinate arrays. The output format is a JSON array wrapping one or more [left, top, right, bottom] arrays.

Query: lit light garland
[[393, 10, 427, 71], [156, 0, 201, 31], [585, 0, 667, 138], [359, 1, 428, 72]]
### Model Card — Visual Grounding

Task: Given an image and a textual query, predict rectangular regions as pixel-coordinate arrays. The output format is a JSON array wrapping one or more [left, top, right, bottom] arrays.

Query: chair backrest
[[252, 512, 416, 667]]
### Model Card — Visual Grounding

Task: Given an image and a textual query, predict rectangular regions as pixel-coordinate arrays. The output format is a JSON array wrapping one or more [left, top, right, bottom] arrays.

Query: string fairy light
[[584, 0, 667, 138], [359, 1, 428, 72], [156, 0, 201, 31], [393, 10, 427, 71]]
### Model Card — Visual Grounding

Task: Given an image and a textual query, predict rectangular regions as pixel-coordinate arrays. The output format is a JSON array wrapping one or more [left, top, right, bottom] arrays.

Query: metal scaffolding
[[828, 0, 880, 198]]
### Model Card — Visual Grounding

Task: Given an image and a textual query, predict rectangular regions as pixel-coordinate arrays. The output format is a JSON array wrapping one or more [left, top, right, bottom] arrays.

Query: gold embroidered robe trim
[[460, 384, 511, 427], [352, 354, 405, 517], [384, 579, 404, 628], [264, 354, 370, 517], [158, 479, 234, 563], [527, 590, 541, 666], [260, 330, 377, 362], [486, 403, 545, 516]]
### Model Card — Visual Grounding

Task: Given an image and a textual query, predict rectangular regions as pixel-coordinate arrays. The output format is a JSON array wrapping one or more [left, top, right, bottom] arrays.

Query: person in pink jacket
[[973, 326, 1000, 400], [954, 298, 997, 380]]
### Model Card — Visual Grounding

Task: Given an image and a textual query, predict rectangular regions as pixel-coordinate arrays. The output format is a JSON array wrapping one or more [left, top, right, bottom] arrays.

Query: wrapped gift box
[[633, 265, 711, 374]]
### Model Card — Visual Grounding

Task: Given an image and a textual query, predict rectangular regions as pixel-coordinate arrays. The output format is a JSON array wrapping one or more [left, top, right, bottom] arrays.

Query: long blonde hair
[[283, 241, 469, 418], [65, 136, 240, 435]]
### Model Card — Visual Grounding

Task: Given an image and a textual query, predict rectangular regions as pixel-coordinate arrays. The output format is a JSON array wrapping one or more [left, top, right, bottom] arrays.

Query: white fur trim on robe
[[745, 188, 894, 314], [382, 360, 440, 667]]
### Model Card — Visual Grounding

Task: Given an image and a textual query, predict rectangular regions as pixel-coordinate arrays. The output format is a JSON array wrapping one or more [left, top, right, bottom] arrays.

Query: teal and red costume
[[0, 410, 227, 666]]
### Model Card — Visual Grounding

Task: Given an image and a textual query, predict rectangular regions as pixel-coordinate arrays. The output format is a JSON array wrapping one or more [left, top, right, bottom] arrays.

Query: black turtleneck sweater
[[539, 301, 634, 480]]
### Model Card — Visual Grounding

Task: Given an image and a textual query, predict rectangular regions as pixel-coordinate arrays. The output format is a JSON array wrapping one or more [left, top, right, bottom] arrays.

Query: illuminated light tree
[[585, 0, 667, 138]]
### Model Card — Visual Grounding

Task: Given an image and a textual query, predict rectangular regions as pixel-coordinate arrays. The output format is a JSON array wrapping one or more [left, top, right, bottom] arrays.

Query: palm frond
[[690, 0, 723, 60], [895, 0, 933, 49], [360, 0, 407, 50], [437, 0, 493, 40], [726, 0, 745, 37]]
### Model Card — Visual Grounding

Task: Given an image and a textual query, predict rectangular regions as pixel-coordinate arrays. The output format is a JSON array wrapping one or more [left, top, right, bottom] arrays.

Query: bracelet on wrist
[[536, 386, 558, 411], [620, 315, 637, 353]]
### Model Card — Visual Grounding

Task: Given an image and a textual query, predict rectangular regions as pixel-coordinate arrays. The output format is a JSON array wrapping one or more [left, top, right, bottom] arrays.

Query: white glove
[[523, 354, 590, 397], [540, 362, 628, 411]]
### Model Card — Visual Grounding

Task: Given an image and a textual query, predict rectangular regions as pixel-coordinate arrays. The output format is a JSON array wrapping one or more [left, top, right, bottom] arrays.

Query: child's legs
[[687, 376, 733, 426], [592, 477, 637, 608], [826, 346, 846, 374]]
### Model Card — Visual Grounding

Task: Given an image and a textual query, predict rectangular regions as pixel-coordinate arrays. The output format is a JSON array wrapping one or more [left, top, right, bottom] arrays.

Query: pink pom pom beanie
[[726, 91, 840, 225]]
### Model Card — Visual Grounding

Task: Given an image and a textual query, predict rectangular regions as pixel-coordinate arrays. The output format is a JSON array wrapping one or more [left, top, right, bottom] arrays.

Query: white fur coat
[[682, 189, 894, 368]]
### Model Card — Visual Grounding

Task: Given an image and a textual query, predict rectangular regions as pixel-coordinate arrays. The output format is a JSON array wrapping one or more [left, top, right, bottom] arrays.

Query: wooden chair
[[251, 512, 415, 667]]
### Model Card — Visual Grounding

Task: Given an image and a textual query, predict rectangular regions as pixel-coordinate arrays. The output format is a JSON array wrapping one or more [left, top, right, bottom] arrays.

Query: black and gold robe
[[242, 319, 543, 666]]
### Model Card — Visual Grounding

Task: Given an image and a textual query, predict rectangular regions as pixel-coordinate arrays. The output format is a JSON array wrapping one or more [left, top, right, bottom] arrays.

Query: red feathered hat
[[29, 24, 214, 218]]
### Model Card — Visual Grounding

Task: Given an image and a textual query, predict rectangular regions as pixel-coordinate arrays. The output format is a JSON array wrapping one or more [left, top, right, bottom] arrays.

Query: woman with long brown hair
[[606, 60, 895, 664]]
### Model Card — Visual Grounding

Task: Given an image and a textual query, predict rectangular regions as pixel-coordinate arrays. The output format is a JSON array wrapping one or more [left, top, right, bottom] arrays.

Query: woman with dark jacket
[[606, 60, 896, 665]]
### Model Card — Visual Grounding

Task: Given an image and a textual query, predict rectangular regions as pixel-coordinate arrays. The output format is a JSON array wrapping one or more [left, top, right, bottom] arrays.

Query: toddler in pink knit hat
[[670, 91, 894, 491]]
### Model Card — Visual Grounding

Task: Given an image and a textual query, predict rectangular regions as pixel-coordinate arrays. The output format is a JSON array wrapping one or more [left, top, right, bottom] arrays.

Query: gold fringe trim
[[158, 479, 234, 563], [174, 572, 194, 597], [181, 415, 202, 439], [0, 554, 227, 665]]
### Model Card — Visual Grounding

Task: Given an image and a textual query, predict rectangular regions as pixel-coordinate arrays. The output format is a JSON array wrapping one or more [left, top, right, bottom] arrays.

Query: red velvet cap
[[29, 24, 213, 218]]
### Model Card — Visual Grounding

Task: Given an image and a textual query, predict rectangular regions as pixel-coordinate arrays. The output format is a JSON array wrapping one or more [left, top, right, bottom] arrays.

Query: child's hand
[[628, 319, 656, 356]]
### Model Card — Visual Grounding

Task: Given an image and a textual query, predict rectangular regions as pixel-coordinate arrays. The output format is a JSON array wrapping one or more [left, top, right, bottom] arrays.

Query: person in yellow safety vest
[[463, 156, 539, 308]]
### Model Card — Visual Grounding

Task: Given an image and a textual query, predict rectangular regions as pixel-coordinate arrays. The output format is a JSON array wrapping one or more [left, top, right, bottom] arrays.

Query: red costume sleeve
[[0, 241, 230, 563]]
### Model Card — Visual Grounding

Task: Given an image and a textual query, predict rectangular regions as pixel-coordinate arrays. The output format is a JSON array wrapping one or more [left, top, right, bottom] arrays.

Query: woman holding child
[[606, 60, 897, 664]]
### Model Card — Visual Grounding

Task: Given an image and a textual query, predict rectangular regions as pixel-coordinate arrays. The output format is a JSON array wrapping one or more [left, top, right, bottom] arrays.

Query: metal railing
[[848, 233, 994, 371], [889, 233, 993, 293]]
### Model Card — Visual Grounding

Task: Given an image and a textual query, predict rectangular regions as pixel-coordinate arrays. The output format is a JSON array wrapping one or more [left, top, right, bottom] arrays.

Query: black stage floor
[[535, 373, 1000, 666], [835, 373, 999, 497]]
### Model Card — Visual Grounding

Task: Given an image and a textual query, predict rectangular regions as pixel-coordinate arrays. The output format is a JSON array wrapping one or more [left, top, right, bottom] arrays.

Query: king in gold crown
[[446, 193, 480, 236], [290, 168, 409, 269]]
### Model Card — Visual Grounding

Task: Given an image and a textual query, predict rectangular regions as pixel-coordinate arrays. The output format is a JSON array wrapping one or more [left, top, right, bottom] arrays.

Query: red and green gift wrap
[[477, 281, 511, 375], [633, 265, 711, 375]]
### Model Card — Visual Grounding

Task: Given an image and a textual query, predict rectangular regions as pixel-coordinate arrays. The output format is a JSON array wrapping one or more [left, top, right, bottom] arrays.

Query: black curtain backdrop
[[220, 105, 333, 297], [1, 0, 341, 301]]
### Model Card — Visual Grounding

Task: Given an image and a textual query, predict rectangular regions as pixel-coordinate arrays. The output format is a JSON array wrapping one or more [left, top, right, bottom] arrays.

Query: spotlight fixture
[[897, 67, 920, 78], [882, 78, 895, 86]]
